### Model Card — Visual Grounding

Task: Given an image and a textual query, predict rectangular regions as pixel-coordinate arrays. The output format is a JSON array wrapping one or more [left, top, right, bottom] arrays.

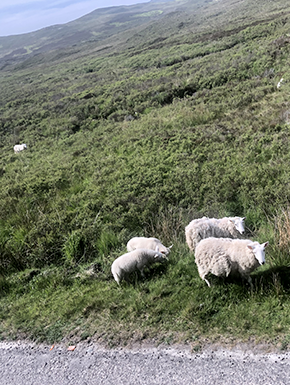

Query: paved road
[[1, 341, 290, 384]]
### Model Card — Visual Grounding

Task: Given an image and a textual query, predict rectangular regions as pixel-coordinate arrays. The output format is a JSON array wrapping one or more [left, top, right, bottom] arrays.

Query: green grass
[[1, 235, 290, 349], [134, 11, 163, 18], [1, 0, 290, 348]]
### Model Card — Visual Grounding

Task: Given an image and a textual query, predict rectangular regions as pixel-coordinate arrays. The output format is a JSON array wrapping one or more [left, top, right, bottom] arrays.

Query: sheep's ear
[[168, 244, 173, 249], [247, 245, 254, 251], [242, 217, 246, 220], [263, 242, 269, 248]]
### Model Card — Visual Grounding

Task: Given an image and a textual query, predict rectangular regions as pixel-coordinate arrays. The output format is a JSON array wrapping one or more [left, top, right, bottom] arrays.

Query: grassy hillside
[[1, 0, 290, 348], [0, 0, 201, 67]]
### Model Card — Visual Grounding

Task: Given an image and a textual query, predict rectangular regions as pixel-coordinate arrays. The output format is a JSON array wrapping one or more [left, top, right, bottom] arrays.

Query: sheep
[[126, 237, 173, 256], [14, 143, 27, 153], [194, 237, 269, 288], [185, 216, 246, 251], [111, 248, 168, 284], [277, 78, 284, 89]]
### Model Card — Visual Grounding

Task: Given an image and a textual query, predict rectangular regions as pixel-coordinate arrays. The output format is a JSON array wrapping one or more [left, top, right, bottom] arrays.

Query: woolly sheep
[[195, 237, 269, 288], [14, 143, 27, 153], [185, 216, 246, 251], [111, 248, 168, 284], [126, 237, 173, 256]]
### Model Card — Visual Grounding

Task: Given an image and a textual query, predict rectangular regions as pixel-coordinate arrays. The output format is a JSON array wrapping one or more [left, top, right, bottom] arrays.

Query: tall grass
[[274, 206, 290, 253], [1, 210, 290, 348]]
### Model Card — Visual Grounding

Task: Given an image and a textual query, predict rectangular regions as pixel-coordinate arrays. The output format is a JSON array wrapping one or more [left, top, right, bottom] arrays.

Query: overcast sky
[[0, 0, 150, 37]]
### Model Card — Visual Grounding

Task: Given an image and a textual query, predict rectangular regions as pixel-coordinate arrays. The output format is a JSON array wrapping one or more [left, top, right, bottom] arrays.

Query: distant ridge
[[0, 0, 186, 67]]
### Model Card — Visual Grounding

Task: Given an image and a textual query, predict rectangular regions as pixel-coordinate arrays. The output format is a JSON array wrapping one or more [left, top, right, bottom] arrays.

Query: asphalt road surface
[[1, 341, 290, 384]]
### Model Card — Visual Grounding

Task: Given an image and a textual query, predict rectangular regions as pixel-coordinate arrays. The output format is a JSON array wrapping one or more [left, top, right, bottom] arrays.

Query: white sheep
[[126, 237, 173, 256], [194, 237, 269, 288], [185, 216, 246, 251], [277, 78, 284, 89], [14, 143, 27, 153], [111, 248, 168, 284]]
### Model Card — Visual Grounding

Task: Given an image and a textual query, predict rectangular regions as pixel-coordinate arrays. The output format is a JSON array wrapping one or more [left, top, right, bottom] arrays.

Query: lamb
[[14, 143, 27, 153], [111, 248, 168, 284], [126, 237, 173, 256], [194, 237, 269, 288], [185, 216, 246, 251]]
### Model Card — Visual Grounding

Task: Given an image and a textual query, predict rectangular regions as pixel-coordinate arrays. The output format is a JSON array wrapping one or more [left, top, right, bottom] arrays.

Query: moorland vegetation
[[1, 0, 290, 349]]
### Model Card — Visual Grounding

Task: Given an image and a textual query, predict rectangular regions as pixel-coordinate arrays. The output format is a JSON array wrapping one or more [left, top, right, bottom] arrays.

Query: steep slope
[[0, 0, 290, 267]]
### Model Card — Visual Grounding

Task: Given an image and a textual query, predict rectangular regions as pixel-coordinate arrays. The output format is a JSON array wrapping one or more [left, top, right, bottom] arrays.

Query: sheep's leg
[[197, 264, 211, 287], [246, 275, 253, 290], [204, 278, 211, 287], [113, 273, 120, 285], [240, 272, 253, 290], [201, 274, 211, 287]]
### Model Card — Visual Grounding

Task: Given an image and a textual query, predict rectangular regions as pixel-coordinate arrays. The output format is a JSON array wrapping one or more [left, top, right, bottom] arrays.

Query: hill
[[0, 0, 202, 68], [1, 0, 290, 348]]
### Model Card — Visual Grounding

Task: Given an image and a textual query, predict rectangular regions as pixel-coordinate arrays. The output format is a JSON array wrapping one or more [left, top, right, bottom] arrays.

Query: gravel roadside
[[1, 340, 290, 384]]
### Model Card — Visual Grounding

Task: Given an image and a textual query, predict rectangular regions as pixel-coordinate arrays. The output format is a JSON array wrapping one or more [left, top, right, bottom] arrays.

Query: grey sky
[[0, 0, 150, 37]]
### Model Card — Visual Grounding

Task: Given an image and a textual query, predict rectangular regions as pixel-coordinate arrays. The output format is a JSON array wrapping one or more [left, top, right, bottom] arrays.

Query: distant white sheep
[[195, 237, 269, 288], [277, 78, 284, 89], [126, 237, 173, 256], [14, 143, 27, 153], [185, 216, 246, 251], [111, 248, 168, 284]]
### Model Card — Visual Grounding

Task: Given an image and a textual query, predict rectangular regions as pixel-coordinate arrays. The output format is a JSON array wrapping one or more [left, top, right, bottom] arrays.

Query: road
[[0, 341, 290, 384]]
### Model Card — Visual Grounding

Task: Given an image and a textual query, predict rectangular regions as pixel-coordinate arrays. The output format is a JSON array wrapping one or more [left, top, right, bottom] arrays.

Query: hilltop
[[0, 0, 200, 67]]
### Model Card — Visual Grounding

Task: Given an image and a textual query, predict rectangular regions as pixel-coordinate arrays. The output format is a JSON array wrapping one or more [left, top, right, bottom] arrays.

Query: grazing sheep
[[126, 237, 173, 256], [195, 237, 269, 288], [14, 143, 27, 153], [111, 248, 168, 284], [185, 216, 246, 251]]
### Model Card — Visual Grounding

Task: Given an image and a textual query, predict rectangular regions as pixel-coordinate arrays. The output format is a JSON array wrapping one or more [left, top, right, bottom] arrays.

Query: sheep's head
[[155, 244, 173, 256], [247, 241, 269, 265], [230, 217, 246, 234], [154, 248, 169, 261]]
